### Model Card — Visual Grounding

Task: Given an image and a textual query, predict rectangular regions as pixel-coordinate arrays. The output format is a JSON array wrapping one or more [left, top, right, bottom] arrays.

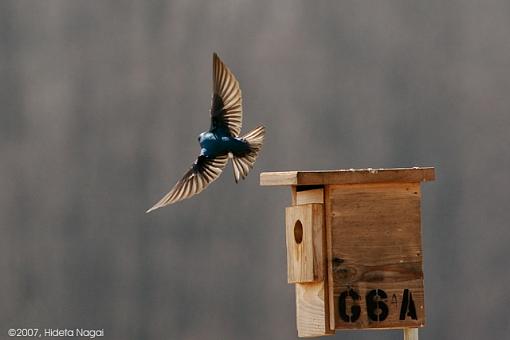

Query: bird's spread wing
[[210, 53, 243, 137], [146, 154, 229, 212]]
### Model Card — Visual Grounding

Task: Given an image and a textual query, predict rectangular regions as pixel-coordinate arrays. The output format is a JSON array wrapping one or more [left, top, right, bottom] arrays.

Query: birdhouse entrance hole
[[294, 220, 303, 244]]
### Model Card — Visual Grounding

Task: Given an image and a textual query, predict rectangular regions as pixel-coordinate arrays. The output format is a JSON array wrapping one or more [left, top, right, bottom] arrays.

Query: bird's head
[[198, 132, 205, 143]]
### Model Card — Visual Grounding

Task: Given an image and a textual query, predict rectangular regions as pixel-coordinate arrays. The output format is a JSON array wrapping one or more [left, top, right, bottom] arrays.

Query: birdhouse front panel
[[326, 182, 425, 329]]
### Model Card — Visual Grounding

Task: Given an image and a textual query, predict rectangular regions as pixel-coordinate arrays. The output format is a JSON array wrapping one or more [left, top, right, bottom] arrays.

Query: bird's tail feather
[[232, 126, 265, 183]]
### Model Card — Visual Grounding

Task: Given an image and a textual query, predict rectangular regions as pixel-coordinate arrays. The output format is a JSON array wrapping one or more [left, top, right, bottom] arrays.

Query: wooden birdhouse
[[260, 167, 435, 338]]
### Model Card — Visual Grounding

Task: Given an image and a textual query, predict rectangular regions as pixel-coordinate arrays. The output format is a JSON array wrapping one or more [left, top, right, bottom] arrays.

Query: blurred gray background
[[1, 1, 509, 339]]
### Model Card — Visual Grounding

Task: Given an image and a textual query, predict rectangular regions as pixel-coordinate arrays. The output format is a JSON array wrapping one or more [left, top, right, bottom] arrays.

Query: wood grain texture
[[260, 167, 435, 186], [286, 204, 324, 283], [325, 185, 336, 331], [296, 283, 332, 337], [292, 189, 334, 337], [295, 188, 324, 205], [295, 188, 323, 205], [326, 183, 425, 329], [260, 171, 298, 186]]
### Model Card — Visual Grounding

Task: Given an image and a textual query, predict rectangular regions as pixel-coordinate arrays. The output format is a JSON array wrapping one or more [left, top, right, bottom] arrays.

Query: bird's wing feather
[[146, 154, 229, 212], [210, 53, 243, 137]]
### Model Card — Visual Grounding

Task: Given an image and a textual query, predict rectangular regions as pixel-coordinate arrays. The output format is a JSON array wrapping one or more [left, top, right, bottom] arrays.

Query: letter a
[[399, 289, 418, 320]]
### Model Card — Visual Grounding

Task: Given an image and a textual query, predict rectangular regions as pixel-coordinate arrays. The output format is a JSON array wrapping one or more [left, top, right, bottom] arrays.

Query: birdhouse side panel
[[292, 188, 334, 337], [326, 182, 425, 329]]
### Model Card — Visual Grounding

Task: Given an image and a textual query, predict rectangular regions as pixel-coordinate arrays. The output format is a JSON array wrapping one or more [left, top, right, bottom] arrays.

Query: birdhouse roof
[[260, 167, 435, 186]]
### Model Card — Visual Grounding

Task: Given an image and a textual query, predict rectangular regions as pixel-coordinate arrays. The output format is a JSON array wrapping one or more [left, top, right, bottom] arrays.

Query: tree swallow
[[147, 53, 265, 212]]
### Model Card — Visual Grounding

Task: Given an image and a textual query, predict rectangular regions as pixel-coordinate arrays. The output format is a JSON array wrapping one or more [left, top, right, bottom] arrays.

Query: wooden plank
[[292, 189, 334, 337], [285, 204, 324, 283], [327, 182, 425, 329], [260, 167, 435, 186], [295, 188, 323, 205], [325, 185, 336, 331], [296, 189, 323, 205], [332, 282, 425, 329], [260, 171, 298, 186], [296, 283, 331, 337], [291, 185, 297, 205]]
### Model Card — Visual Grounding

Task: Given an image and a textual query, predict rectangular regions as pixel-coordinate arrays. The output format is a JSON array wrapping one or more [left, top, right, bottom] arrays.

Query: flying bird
[[146, 53, 265, 212]]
